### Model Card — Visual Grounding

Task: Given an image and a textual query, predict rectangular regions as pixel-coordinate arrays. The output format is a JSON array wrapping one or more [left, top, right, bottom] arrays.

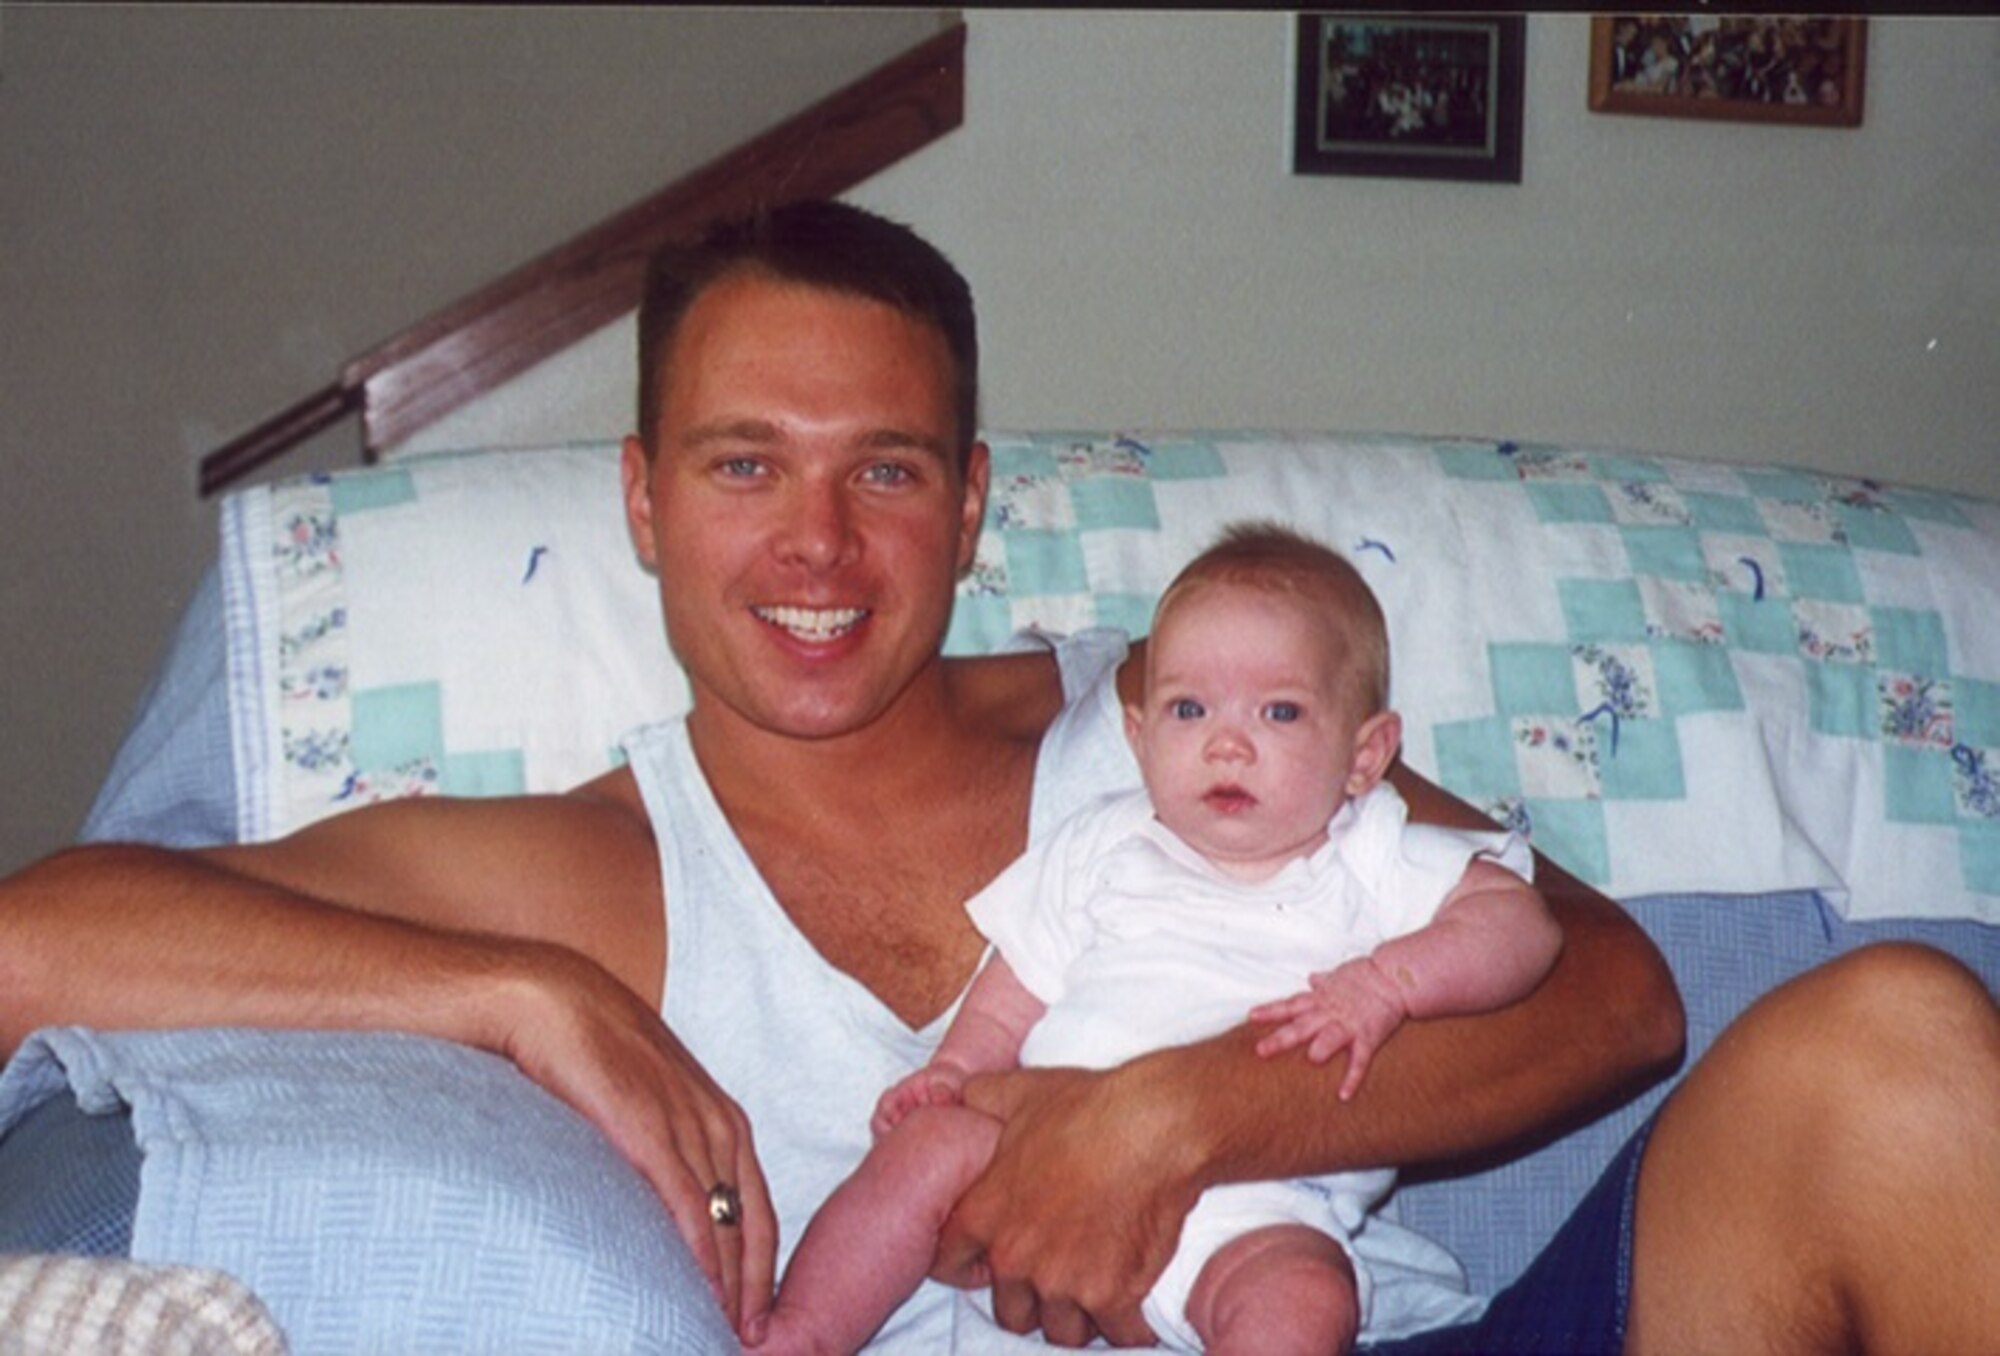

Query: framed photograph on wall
[[1588, 16, 1866, 127], [1292, 13, 1525, 184]]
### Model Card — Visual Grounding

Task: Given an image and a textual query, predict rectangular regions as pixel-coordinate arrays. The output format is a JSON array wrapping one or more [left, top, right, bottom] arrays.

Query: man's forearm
[[0, 841, 526, 1057], [1125, 881, 1684, 1188]]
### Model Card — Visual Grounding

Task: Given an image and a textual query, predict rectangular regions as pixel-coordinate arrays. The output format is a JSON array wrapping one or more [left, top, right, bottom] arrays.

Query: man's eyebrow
[[857, 428, 953, 460], [677, 419, 783, 448], [677, 421, 952, 460]]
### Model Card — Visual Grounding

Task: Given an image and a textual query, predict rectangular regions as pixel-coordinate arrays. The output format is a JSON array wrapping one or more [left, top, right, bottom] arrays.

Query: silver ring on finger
[[707, 1181, 742, 1227]]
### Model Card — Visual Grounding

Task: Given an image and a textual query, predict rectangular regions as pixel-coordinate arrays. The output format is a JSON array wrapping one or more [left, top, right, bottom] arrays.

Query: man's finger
[[733, 1145, 778, 1336], [1039, 1297, 1096, 1348], [990, 1277, 1039, 1336], [1095, 1305, 1160, 1348]]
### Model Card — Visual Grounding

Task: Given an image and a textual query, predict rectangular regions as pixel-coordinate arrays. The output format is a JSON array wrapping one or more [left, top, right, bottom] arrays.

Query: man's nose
[[779, 480, 857, 570]]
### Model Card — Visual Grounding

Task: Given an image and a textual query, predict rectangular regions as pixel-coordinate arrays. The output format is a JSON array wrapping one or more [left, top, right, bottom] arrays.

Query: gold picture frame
[[1588, 16, 1865, 128]]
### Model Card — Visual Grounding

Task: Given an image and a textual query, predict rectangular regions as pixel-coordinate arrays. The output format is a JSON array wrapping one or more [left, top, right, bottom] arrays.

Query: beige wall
[[0, 5, 947, 873], [852, 13, 1999, 494], [4, 10, 1996, 874]]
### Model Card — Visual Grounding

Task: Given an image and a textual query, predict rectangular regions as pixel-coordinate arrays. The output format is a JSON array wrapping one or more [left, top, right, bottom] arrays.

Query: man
[[3, 200, 1996, 1352]]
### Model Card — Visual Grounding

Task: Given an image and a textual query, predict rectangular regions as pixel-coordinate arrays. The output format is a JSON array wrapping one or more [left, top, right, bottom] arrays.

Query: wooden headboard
[[199, 23, 966, 497]]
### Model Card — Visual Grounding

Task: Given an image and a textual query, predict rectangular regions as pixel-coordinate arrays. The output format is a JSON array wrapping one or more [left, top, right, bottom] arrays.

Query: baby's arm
[[1251, 859, 1562, 1099], [873, 954, 1049, 1137]]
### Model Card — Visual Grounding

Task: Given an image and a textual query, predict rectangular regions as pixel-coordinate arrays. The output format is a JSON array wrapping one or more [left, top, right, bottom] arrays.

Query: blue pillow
[[0, 1027, 732, 1354]]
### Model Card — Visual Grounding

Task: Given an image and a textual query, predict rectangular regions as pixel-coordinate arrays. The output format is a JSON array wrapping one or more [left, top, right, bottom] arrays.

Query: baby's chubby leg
[[1182, 1223, 1360, 1356], [753, 1105, 1001, 1355]]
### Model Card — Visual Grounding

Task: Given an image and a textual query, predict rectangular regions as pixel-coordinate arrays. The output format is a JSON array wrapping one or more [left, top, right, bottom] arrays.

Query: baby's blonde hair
[[1153, 521, 1390, 715]]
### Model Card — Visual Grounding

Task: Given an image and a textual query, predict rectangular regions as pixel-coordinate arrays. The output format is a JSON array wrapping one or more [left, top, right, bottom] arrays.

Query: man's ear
[[620, 435, 659, 572], [1345, 710, 1404, 798], [956, 440, 991, 578]]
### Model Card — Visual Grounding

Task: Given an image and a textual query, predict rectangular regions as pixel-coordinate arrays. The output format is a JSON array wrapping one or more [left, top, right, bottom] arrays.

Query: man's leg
[[1627, 942, 2000, 1353]]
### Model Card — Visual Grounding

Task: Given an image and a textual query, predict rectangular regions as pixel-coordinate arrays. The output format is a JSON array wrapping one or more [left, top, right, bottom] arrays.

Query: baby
[[753, 521, 1562, 1354]]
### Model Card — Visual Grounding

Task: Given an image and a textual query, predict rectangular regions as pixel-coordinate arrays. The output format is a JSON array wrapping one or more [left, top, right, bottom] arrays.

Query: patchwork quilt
[[221, 432, 2000, 922]]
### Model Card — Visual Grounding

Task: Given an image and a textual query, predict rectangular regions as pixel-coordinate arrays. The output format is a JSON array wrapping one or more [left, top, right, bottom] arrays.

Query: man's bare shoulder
[[945, 641, 1149, 742], [944, 649, 1067, 743]]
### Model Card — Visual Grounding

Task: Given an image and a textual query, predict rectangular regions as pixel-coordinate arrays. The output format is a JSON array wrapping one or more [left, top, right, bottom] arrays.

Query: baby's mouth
[[753, 605, 870, 643], [1204, 784, 1257, 812]]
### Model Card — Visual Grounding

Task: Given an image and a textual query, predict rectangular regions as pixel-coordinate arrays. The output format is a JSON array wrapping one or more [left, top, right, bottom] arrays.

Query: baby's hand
[[1249, 957, 1411, 1100], [871, 1064, 969, 1139]]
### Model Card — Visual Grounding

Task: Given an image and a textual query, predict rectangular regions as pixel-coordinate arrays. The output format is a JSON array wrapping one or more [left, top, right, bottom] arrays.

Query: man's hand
[[1249, 956, 1412, 1100], [497, 943, 776, 1342], [934, 1065, 1197, 1348]]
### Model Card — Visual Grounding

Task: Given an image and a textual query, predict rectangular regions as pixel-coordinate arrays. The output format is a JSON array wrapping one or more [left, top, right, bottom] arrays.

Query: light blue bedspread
[[0, 1027, 730, 1354]]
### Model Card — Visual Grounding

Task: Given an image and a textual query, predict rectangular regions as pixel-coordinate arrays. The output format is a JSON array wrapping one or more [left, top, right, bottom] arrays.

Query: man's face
[[1125, 583, 1366, 881], [622, 273, 988, 743]]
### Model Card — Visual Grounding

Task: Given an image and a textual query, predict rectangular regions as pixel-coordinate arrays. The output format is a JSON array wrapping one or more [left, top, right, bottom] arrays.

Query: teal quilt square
[[1958, 821, 2000, 897], [1739, 468, 1822, 504], [1144, 440, 1229, 480], [1592, 455, 1668, 483], [1526, 483, 1613, 525], [1955, 679, 2000, 746], [351, 682, 444, 768], [1777, 543, 1864, 603], [1523, 798, 1610, 886], [944, 595, 1013, 655], [1559, 578, 1649, 644], [1883, 745, 1958, 825], [1870, 608, 1951, 676], [1834, 505, 1919, 556], [987, 444, 1060, 479], [1435, 446, 1520, 482], [1593, 718, 1685, 800], [1650, 640, 1744, 714], [1807, 663, 1877, 739], [1719, 594, 1798, 655], [1433, 717, 1522, 800], [1095, 593, 1159, 642], [1685, 492, 1768, 535], [329, 468, 418, 516], [1068, 476, 1161, 530], [441, 750, 527, 798], [1883, 487, 1973, 529], [1489, 643, 1579, 716], [1003, 531, 1090, 594], [1621, 527, 1707, 582]]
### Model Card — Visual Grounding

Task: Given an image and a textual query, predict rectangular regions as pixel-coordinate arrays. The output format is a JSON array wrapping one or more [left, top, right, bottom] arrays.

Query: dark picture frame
[[1588, 16, 1866, 128], [1293, 13, 1525, 184]]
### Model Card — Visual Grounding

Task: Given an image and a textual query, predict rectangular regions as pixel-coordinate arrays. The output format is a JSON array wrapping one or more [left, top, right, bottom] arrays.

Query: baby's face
[[1126, 582, 1367, 882]]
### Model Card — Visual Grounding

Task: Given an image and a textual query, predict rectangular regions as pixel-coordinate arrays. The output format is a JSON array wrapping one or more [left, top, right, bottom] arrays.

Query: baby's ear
[[1122, 703, 1145, 755], [1345, 710, 1404, 797]]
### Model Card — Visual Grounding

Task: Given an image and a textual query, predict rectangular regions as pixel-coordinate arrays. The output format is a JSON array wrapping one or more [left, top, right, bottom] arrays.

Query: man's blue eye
[[1265, 702, 1301, 723], [1171, 698, 1205, 720], [864, 463, 914, 485]]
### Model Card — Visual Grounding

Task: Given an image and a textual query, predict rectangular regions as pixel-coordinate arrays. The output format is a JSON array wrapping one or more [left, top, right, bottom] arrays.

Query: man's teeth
[[755, 606, 868, 641]]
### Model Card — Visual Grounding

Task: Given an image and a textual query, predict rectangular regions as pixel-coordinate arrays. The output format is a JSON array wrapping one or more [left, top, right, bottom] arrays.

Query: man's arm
[[938, 764, 1684, 1345], [0, 787, 778, 1334]]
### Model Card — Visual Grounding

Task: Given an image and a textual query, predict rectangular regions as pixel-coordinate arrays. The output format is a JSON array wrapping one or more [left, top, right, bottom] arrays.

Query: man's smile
[[753, 605, 870, 642]]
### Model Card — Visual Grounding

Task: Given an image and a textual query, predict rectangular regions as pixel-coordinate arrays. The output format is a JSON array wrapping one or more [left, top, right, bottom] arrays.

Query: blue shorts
[[1365, 1113, 1655, 1355]]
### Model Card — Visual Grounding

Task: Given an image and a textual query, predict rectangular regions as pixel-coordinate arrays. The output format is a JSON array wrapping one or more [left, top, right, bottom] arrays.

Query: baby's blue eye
[[1171, 698, 1205, 720], [1265, 702, 1302, 723]]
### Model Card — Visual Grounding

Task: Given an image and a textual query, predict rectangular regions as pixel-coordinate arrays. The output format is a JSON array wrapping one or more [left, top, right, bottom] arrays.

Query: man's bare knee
[[1629, 941, 2000, 1354]]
